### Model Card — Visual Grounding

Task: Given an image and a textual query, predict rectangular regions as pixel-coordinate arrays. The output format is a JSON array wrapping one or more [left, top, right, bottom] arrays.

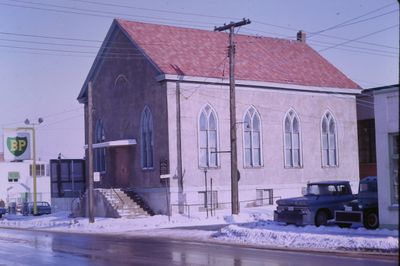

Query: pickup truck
[[335, 176, 378, 229], [274, 180, 355, 226], [0, 207, 6, 218]]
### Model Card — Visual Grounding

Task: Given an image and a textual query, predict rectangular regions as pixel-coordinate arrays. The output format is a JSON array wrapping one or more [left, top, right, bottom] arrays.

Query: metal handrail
[[111, 188, 125, 209], [170, 195, 282, 218]]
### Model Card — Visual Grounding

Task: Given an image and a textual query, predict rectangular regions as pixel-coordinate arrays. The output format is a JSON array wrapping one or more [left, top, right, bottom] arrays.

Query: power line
[[308, 39, 397, 55], [1, 0, 216, 28], [316, 32, 398, 50], [0, 30, 100, 43], [318, 24, 399, 52], [70, 0, 239, 21], [0, 107, 83, 127], [309, 2, 397, 37], [1, 0, 397, 52]]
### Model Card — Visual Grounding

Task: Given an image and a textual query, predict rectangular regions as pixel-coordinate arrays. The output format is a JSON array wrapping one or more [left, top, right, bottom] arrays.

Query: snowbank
[[0, 206, 398, 253]]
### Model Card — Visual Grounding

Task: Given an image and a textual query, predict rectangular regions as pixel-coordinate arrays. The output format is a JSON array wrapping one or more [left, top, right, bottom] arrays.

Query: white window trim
[[389, 132, 399, 205], [320, 110, 339, 168], [197, 104, 220, 169], [242, 105, 264, 168], [283, 108, 303, 168], [140, 106, 154, 170]]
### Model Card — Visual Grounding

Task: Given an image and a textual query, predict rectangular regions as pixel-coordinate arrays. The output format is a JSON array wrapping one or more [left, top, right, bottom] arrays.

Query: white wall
[[166, 81, 360, 213], [374, 87, 399, 229], [0, 160, 51, 207]]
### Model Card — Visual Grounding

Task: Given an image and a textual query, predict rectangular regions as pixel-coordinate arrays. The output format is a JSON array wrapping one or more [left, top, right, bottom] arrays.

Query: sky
[[0, 0, 398, 161]]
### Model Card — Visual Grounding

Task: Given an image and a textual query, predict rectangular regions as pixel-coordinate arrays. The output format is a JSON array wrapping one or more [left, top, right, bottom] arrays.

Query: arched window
[[95, 119, 106, 172], [243, 106, 262, 167], [141, 106, 154, 169], [199, 104, 219, 168], [114, 75, 128, 91], [284, 109, 302, 167], [321, 111, 338, 167]]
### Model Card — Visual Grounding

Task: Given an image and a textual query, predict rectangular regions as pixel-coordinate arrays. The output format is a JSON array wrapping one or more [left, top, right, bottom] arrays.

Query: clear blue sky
[[0, 0, 398, 161]]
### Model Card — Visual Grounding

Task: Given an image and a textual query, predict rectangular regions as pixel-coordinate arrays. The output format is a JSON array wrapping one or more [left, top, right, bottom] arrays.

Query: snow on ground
[[0, 206, 398, 253]]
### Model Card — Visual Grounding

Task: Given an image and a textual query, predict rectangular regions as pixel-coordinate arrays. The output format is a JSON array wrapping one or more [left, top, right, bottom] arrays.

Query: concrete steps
[[97, 188, 152, 218]]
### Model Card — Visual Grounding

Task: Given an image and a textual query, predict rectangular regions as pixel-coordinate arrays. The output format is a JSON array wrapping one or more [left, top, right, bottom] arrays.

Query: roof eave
[[77, 20, 120, 104], [157, 74, 362, 95]]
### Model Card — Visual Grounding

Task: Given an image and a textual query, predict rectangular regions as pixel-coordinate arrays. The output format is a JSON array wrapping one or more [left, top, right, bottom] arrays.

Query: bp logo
[[7, 136, 28, 157]]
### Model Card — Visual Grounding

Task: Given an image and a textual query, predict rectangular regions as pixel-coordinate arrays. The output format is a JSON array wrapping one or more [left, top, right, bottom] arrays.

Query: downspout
[[176, 76, 184, 214]]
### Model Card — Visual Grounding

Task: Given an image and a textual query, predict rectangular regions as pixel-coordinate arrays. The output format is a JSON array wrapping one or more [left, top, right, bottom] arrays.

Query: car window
[[306, 185, 320, 195], [359, 182, 377, 193], [336, 184, 350, 195]]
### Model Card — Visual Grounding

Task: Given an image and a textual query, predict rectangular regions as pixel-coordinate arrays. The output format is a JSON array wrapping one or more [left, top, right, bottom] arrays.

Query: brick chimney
[[297, 30, 306, 43]]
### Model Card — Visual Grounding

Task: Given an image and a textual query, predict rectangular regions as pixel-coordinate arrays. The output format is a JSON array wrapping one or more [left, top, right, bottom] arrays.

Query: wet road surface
[[0, 228, 397, 266]]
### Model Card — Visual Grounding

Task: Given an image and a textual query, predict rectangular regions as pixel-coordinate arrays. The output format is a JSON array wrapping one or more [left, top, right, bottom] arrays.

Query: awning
[[84, 139, 137, 149]]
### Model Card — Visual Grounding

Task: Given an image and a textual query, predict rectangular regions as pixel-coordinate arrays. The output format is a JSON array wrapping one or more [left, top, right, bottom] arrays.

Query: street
[[0, 228, 397, 266]]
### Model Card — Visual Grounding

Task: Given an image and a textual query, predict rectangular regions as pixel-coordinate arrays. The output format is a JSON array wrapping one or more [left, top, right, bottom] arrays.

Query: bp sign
[[3, 130, 31, 161]]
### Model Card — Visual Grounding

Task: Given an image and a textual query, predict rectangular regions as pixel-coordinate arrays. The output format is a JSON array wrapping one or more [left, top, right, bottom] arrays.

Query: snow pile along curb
[[213, 223, 399, 252]]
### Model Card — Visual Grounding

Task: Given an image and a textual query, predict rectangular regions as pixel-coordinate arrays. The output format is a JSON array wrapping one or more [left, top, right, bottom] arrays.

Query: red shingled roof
[[117, 19, 360, 89]]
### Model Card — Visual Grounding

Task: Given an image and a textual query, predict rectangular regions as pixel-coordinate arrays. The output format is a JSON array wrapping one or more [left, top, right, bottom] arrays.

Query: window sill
[[321, 165, 339, 169], [284, 166, 303, 169], [142, 168, 154, 172], [198, 166, 221, 170], [243, 165, 264, 169], [388, 204, 399, 211]]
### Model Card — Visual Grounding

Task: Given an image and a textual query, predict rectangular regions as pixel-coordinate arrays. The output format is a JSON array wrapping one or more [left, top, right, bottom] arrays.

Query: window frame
[[140, 106, 154, 170], [283, 109, 303, 168], [94, 119, 106, 173], [198, 104, 220, 169], [320, 111, 339, 168], [242, 106, 263, 168]]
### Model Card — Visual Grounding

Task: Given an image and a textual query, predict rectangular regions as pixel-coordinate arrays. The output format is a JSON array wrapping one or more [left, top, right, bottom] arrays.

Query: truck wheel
[[315, 211, 328, 226], [364, 211, 379, 229]]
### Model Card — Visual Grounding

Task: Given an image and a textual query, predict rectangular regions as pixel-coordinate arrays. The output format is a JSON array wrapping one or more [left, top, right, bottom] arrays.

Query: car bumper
[[274, 209, 314, 225], [334, 210, 363, 224]]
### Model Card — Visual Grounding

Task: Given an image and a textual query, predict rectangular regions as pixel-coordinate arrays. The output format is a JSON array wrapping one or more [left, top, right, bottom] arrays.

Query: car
[[334, 176, 378, 229], [22, 201, 52, 216], [274, 181, 355, 226], [0, 207, 6, 218]]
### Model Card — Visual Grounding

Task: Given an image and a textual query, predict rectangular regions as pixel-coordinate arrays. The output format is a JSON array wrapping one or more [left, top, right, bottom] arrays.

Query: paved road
[[0, 228, 397, 266]]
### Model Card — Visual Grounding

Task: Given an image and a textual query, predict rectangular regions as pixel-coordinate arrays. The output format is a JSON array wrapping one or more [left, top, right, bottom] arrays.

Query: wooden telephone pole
[[214, 18, 251, 215], [88, 81, 95, 223]]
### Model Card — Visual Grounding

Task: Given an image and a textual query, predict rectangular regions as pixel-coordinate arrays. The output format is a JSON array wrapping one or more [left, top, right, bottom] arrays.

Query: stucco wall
[[374, 87, 399, 229], [82, 27, 169, 212], [167, 82, 360, 212]]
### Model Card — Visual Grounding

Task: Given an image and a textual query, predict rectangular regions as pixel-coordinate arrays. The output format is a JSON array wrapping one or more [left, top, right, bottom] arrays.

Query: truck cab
[[334, 176, 378, 229]]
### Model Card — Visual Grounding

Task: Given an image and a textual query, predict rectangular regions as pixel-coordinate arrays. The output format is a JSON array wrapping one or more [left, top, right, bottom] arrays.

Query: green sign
[[7, 136, 28, 157]]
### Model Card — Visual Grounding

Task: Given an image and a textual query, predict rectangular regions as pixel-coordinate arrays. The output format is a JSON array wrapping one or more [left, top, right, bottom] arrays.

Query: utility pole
[[215, 18, 251, 215], [88, 81, 95, 223]]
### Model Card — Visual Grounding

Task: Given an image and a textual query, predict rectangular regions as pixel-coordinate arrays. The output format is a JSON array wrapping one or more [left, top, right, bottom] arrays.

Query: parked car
[[23, 201, 52, 216], [0, 207, 6, 218], [335, 176, 378, 229], [0, 199, 7, 218], [274, 181, 355, 226]]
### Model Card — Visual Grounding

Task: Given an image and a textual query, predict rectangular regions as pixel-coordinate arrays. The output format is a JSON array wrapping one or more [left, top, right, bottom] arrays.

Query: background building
[[50, 158, 86, 212], [371, 84, 399, 229], [0, 159, 51, 207]]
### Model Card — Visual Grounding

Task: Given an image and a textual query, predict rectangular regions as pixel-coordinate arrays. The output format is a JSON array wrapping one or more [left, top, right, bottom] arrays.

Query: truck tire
[[315, 210, 328, 227], [364, 211, 379, 229]]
